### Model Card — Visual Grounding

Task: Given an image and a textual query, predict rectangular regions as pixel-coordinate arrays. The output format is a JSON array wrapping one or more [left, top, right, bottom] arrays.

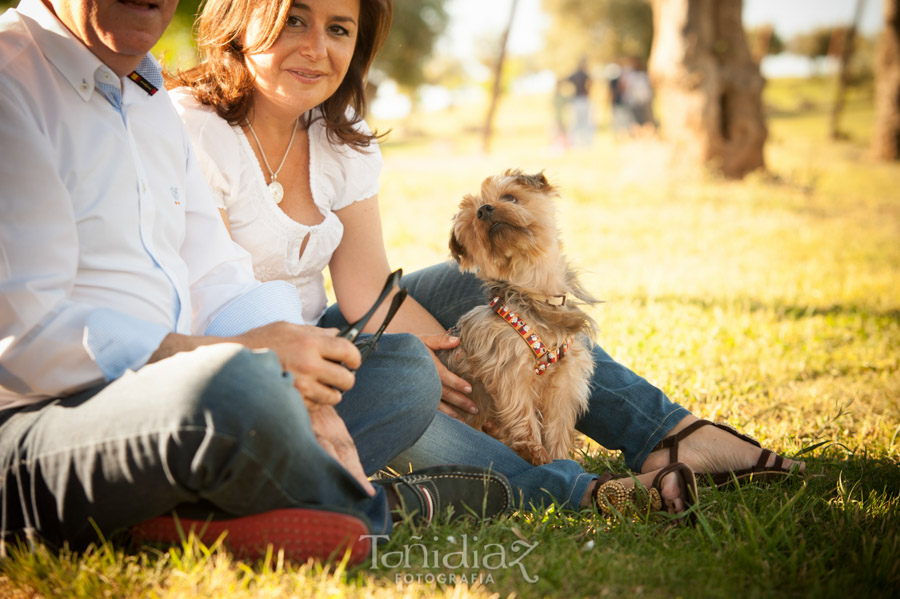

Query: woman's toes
[[660, 471, 686, 513], [636, 469, 687, 514]]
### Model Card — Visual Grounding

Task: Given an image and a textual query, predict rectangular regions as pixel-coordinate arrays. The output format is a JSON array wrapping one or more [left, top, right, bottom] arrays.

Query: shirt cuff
[[84, 308, 171, 381], [205, 280, 305, 337]]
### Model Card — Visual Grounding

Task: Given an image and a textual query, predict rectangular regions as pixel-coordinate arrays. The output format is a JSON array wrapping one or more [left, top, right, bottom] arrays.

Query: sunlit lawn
[[2, 78, 898, 598]]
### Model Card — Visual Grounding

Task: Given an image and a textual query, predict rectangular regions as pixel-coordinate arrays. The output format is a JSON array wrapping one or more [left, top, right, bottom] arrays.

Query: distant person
[[605, 62, 631, 138], [621, 57, 656, 135], [551, 78, 570, 152], [567, 56, 594, 146]]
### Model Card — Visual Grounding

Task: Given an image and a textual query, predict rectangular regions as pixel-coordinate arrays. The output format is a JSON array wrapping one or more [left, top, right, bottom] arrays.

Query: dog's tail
[[564, 263, 602, 340], [564, 263, 602, 307]]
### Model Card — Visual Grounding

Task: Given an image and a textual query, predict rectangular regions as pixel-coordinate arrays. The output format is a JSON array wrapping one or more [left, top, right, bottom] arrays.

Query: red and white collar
[[490, 297, 571, 375]]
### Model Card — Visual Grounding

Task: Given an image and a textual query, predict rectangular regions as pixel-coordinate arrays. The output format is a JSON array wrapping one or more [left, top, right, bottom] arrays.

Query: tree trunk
[[648, 0, 766, 178], [482, 0, 518, 154], [872, 0, 900, 160], [829, 0, 867, 140]]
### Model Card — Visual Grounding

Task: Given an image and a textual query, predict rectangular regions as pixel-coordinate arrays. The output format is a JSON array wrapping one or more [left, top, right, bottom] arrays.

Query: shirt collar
[[16, 0, 162, 103]]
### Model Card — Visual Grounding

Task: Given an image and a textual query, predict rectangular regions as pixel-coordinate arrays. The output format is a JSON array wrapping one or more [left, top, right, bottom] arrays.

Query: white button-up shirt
[[0, 0, 304, 410]]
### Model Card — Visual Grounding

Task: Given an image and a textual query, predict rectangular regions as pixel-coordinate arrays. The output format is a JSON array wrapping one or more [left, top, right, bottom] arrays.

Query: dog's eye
[[501, 194, 518, 203]]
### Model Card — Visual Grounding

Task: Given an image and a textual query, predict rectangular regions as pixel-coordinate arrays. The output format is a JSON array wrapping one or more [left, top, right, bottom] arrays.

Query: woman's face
[[244, 0, 361, 117]]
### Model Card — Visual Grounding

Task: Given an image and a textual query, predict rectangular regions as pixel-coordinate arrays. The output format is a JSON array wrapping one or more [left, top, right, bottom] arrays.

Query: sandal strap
[[712, 421, 762, 448], [652, 420, 714, 462], [653, 462, 699, 521], [755, 448, 772, 469], [652, 419, 763, 462], [709, 449, 796, 487], [772, 453, 784, 471]]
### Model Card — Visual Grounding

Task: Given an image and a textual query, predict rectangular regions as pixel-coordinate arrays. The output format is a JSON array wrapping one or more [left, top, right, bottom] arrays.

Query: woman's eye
[[286, 15, 305, 27], [501, 194, 518, 203], [329, 25, 351, 36]]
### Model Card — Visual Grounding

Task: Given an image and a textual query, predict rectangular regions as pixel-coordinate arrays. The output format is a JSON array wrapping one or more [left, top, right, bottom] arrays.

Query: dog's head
[[449, 169, 561, 282]]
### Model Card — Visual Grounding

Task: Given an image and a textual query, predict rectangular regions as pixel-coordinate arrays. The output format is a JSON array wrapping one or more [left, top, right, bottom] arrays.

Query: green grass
[[2, 78, 898, 598]]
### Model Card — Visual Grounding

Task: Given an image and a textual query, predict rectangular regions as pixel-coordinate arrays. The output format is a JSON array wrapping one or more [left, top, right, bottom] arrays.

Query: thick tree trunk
[[872, 0, 900, 160], [648, 0, 767, 178]]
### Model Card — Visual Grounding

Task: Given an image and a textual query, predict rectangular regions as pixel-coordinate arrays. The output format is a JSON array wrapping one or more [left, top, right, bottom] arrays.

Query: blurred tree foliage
[[787, 26, 836, 59], [372, 0, 449, 91], [787, 25, 875, 82], [540, 0, 654, 75], [745, 25, 784, 60]]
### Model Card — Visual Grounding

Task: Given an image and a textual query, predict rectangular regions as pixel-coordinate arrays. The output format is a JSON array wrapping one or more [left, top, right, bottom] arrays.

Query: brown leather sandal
[[653, 419, 801, 487], [594, 462, 699, 525]]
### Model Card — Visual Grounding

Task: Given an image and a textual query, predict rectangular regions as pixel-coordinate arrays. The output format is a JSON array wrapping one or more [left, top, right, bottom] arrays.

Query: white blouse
[[172, 91, 383, 324]]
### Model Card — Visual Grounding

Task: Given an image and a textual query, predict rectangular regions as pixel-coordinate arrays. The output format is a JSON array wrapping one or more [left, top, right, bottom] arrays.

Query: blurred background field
[[369, 74, 899, 458]]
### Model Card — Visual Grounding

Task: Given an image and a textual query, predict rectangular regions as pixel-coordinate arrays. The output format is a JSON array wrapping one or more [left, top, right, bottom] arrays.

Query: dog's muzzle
[[477, 204, 495, 220]]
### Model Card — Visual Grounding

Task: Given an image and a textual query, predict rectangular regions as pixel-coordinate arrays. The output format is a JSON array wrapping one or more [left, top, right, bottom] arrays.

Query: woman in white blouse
[[170, 0, 802, 517]]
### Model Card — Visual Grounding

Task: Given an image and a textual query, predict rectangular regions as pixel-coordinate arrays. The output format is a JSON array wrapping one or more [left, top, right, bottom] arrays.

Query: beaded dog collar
[[490, 297, 571, 375]]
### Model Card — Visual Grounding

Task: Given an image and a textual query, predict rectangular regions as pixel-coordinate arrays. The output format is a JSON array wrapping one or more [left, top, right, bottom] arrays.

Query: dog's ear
[[508, 170, 550, 191], [449, 230, 466, 264]]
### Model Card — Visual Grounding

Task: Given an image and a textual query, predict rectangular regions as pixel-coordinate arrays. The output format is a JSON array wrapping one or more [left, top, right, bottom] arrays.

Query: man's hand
[[417, 332, 478, 420], [149, 323, 360, 405], [236, 323, 361, 406], [306, 403, 375, 496]]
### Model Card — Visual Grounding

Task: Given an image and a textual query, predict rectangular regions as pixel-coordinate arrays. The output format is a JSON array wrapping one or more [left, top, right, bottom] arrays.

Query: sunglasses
[[337, 269, 408, 365]]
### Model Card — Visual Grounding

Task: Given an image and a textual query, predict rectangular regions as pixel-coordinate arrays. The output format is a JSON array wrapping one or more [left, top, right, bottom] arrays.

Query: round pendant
[[268, 181, 284, 204]]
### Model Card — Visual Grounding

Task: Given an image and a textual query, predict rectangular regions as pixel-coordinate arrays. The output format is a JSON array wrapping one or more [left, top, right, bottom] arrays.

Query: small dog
[[439, 170, 599, 466]]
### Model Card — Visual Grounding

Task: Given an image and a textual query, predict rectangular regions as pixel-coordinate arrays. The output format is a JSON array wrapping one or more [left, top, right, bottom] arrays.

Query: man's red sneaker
[[131, 508, 372, 566]]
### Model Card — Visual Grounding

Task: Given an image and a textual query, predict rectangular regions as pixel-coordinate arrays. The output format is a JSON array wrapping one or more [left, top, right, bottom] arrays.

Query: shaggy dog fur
[[439, 170, 599, 465]]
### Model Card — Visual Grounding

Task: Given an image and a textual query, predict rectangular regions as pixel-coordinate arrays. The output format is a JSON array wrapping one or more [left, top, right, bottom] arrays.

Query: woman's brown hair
[[167, 0, 392, 149]]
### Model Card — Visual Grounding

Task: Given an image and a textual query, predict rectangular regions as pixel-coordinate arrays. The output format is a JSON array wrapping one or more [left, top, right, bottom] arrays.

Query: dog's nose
[[477, 204, 495, 220]]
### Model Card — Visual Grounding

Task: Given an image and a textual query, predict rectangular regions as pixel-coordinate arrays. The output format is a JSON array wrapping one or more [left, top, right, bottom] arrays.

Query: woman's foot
[[641, 415, 806, 482], [582, 463, 696, 517]]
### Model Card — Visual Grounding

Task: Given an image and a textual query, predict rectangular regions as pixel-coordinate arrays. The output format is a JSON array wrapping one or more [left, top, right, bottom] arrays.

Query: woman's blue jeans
[[0, 334, 441, 550], [372, 263, 689, 509]]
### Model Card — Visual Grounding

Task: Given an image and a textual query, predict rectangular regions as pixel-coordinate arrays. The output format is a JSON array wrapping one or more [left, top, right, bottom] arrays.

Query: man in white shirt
[[0, 0, 510, 561]]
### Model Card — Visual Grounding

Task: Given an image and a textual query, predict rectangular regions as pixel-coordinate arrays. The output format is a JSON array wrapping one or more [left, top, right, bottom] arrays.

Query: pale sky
[[441, 0, 886, 58]]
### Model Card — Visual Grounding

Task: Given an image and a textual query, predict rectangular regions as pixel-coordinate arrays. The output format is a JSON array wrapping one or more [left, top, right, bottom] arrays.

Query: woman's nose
[[299, 29, 327, 61]]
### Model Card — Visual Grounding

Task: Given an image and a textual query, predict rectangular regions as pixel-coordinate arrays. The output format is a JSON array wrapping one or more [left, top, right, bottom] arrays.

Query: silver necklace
[[244, 117, 298, 204]]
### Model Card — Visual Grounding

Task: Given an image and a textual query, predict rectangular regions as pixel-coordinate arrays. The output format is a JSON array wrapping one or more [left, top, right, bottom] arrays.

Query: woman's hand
[[417, 332, 479, 419], [306, 402, 376, 496]]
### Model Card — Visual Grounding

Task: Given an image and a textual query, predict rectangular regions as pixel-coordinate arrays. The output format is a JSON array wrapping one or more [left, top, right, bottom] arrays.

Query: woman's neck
[[245, 93, 307, 143]]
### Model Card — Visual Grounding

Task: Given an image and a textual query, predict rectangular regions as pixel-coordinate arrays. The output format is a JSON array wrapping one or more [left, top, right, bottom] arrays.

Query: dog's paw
[[482, 419, 502, 440], [530, 446, 552, 466], [514, 444, 552, 466]]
